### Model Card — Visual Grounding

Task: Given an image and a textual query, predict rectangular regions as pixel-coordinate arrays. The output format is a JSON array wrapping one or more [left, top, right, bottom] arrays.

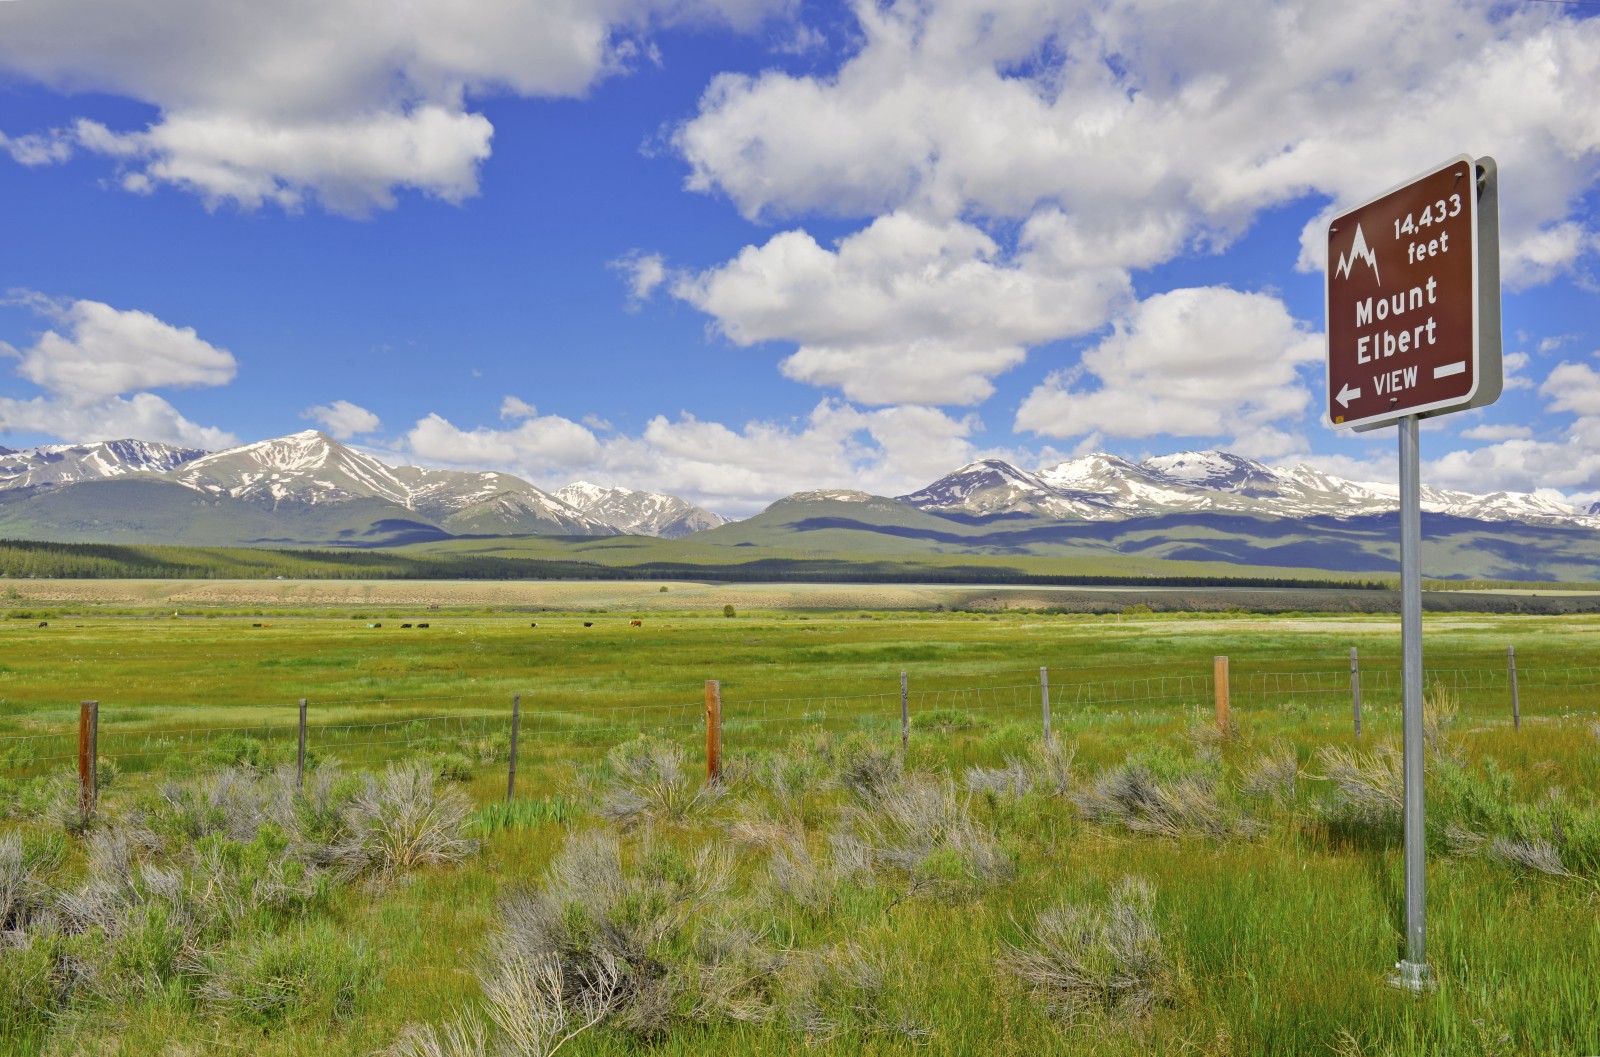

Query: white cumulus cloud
[[0, 0, 794, 214], [674, 211, 1130, 406], [401, 398, 992, 516], [611, 251, 669, 308], [407, 409, 602, 469], [8, 295, 236, 397], [0, 392, 237, 449], [679, 0, 1600, 283], [301, 400, 381, 439], [0, 292, 238, 448], [1015, 287, 1322, 443], [1539, 359, 1600, 417]]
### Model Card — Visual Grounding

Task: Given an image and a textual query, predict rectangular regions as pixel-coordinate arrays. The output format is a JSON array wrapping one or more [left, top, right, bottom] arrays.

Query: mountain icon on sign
[[1334, 223, 1381, 286]]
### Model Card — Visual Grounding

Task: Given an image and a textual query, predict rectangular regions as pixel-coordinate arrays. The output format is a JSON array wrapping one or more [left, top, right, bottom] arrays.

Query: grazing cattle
[[417, 623, 429, 629], [251, 623, 262, 628], [529, 622, 537, 628], [583, 621, 593, 628], [367, 622, 382, 628], [630, 620, 642, 627], [400, 623, 412, 629], [37, 621, 47, 628]]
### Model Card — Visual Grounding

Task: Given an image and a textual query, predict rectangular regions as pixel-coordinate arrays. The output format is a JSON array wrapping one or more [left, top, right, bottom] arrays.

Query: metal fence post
[[705, 680, 722, 783], [1507, 646, 1520, 732], [1350, 647, 1362, 738], [1040, 666, 1052, 743], [507, 693, 522, 801], [900, 671, 909, 751], [78, 700, 98, 820], [296, 698, 307, 788], [1214, 657, 1230, 730]]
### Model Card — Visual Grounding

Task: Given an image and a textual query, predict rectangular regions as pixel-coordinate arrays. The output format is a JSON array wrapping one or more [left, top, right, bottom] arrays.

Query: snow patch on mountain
[[903, 450, 1600, 528], [554, 482, 728, 538], [0, 439, 206, 491], [780, 489, 878, 504]]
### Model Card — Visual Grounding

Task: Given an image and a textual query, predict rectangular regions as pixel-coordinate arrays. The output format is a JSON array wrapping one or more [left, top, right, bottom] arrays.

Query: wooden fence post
[[507, 693, 522, 801], [296, 698, 307, 789], [1214, 657, 1230, 731], [1507, 646, 1520, 732], [1350, 647, 1362, 738], [1040, 666, 1052, 743], [900, 671, 909, 752], [705, 680, 722, 783], [78, 700, 98, 820]]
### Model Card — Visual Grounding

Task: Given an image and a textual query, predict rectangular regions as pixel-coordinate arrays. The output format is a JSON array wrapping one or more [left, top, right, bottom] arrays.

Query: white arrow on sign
[[1336, 382, 1361, 408]]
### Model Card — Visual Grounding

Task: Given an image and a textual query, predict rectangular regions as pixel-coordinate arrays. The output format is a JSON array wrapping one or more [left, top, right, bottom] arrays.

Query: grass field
[[2, 595, 1598, 1055]]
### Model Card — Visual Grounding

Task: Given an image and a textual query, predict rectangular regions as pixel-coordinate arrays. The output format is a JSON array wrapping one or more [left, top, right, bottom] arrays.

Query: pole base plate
[[1387, 960, 1437, 994]]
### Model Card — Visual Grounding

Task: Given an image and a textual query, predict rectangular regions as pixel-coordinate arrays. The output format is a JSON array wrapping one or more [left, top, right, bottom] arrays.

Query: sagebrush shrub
[[1073, 763, 1257, 840], [1000, 877, 1172, 1025], [324, 762, 478, 881], [1239, 742, 1299, 804], [492, 830, 732, 1036], [840, 774, 1012, 894], [597, 736, 723, 827], [1314, 743, 1404, 827]]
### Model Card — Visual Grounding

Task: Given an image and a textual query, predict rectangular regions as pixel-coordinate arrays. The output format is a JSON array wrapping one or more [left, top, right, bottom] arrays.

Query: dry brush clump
[[490, 829, 732, 1037], [963, 740, 1078, 800], [596, 736, 725, 828], [1435, 761, 1598, 878], [3, 756, 478, 1045], [836, 774, 1013, 896], [1238, 742, 1300, 805], [1423, 684, 1464, 763], [964, 757, 1033, 799], [1000, 876, 1174, 1026], [1, 831, 55, 938], [1073, 763, 1258, 841], [322, 761, 479, 881], [1313, 743, 1404, 827]]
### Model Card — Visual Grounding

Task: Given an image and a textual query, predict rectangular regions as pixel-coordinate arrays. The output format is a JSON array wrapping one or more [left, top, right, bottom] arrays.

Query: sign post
[[1325, 155, 1501, 993]]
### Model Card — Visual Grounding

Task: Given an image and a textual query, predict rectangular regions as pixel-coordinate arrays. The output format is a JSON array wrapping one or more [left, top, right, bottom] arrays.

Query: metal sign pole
[[1328, 154, 1498, 991], [1394, 415, 1433, 992]]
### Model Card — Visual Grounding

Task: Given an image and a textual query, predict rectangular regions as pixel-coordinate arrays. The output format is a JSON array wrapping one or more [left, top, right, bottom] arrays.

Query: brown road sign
[[1325, 155, 1501, 431]]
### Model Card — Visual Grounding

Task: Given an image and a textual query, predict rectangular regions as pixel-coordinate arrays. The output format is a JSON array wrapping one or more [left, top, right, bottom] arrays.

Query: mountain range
[[0, 431, 726, 546], [0, 430, 1596, 580], [899, 452, 1594, 527]]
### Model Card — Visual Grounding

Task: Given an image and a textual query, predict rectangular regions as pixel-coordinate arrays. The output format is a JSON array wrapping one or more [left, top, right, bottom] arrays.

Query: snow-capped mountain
[[171, 431, 414, 506], [555, 482, 728, 539], [902, 450, 1600, 528], [0, 430, 634, 537], [0, 439, 206, 491], [898, 460, 1115, 520], [166, 431, 612, 535]]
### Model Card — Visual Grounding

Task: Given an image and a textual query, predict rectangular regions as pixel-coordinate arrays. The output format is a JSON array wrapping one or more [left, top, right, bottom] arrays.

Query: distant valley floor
[[7, 578, 1600, 615]]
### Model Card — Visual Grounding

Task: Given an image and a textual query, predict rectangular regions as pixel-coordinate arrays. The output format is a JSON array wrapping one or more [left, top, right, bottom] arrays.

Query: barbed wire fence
[[3, 646, 1596, 814]]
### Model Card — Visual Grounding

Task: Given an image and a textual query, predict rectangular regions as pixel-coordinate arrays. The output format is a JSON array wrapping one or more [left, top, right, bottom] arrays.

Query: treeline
[[0, 539, 1402, 591], [620, 558, 1394, 591], [0, 540, 608, 581]]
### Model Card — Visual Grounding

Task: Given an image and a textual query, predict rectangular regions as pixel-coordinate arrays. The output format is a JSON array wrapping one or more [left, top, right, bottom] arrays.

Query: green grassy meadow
[[2, 599, 1598, 1055]]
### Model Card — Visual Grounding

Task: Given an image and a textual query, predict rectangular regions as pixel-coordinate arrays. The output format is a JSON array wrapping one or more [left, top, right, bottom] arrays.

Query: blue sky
[[1, 0, 1597, 516]]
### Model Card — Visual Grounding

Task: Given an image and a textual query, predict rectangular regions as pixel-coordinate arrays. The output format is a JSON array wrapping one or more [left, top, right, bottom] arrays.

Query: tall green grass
[[3, 611, 1599, 1055]]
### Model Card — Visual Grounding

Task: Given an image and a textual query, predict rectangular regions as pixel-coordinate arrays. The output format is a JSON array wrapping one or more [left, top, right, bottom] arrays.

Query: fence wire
[[4, 650, 1594, 780]]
